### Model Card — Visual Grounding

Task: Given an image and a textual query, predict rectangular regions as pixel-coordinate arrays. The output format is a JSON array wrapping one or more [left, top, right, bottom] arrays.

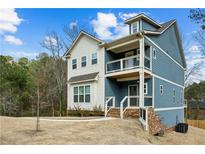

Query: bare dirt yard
[[1, 116, 205, 145]]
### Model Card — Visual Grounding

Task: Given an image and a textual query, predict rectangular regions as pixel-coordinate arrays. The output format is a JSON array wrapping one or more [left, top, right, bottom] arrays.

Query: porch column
[[139, 37, 144, 107]]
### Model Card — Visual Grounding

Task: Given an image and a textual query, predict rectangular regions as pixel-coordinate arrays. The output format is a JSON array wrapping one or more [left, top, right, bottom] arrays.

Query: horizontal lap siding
[[154, 77, 184, 108], [142, 20, 157, 31], [145, 38, 184, 86], [156, 109, 184, 127], [148, 24, 183, 66]]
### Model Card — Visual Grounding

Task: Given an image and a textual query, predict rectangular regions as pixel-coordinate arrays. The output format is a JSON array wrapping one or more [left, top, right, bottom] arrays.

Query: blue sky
[[0, 8, 204, 82]]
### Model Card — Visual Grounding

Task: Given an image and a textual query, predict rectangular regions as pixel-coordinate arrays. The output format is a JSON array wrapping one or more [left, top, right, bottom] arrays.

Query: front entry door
[[128, 84, 139, 106]]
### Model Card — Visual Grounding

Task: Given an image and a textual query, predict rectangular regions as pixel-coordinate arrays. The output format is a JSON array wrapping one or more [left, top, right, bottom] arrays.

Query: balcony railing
[[106, 55, 139, 74], [106, 55, 150, 74]]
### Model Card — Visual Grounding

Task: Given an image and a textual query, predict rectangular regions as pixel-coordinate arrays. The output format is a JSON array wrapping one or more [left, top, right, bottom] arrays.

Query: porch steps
[[107, 108, 120, 118]]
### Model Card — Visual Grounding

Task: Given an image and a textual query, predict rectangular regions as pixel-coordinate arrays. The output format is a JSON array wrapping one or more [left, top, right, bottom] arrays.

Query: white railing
[[105, 97, 115, 117], [106, 55, 140, 74], [139, 107, 149, 130], [120, 96, 139, 119], [120, 96, 128, 119]]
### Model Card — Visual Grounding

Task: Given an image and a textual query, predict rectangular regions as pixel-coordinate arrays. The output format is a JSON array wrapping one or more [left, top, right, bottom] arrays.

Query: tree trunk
[[36, 84, 40, 131], [51, 99, 55, 117]]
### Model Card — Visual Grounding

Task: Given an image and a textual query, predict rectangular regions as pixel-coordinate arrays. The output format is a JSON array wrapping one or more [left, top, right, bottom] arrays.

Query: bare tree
[[41, 32, 67, 116], [63, 21, 96, 49]]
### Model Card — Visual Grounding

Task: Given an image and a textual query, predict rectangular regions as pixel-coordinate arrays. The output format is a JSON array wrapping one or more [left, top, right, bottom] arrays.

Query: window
[[153, 48, 156, 59], [81, 56, 86, 67], [160, 85, 163, 95], [73, 87, 78, 102], [92, 53, 97, 65], [173, 89, 176, 103], [85, 85, 90, 103], [72, 58, 77, 69], [132, 21, 139, 34], [73, 85, 91, 103], [79, 86, 84, 102], [144, 83, 148, 95]]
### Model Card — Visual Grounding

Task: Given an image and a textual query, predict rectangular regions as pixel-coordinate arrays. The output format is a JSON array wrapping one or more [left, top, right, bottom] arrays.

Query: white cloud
[[44, 36, 57, 47], [69, 21, 77, 29], [189, 45, 200, 53], [4, 35, 23, 45], [91, 12, 130, 40], [118, 12, 150, 20], [0, 8, 23, 34], [91, 12, 118, 40]]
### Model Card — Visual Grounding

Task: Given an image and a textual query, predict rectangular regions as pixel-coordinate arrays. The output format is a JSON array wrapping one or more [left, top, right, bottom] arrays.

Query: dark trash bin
[[175, 123, 188, 133]]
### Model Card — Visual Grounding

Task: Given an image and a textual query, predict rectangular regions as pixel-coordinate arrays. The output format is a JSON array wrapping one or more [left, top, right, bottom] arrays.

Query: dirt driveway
[[1, 116, 205, 145]]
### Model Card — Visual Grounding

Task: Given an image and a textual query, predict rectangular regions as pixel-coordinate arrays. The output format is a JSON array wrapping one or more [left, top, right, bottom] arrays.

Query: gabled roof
[[124, 13, 162, 28], [143, 20, 176, 35], [63, 31, 104, 57]]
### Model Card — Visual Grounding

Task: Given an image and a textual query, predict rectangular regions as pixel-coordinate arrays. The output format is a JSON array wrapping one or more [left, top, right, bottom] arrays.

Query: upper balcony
[[106, 55, 151, 74]]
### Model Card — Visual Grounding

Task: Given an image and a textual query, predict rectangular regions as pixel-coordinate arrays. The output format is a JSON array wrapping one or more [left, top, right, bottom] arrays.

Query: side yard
[[1, 116, 205, 145]]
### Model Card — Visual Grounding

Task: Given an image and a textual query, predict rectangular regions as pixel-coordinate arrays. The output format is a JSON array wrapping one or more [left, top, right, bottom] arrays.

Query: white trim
[[106, 68, 141, 77], [81, 55, 87, 68], [145, 36, 185, 70], [91, 52, 98, 65], [72, 58, 77, 70], [69, 78, 97, 84], [153, 73, 184, 88], [143, 20, 176, 35], [106, 39, 140, 51], [154, 106, 184, 111], [125, 14, 162, 28], [73, 84, 91, 103]]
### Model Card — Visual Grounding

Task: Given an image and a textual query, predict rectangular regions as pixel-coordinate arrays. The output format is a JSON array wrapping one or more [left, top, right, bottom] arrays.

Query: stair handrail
[[120, 96, 128, 119], [105, 97, 115, 117]]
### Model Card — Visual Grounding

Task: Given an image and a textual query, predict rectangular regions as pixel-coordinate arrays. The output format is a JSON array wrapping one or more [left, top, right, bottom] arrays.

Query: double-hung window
[[81, 56, 86, 67], [79, 86, 84, 102], [73, 85, 91, 103], [74, 87, 78, 102], [92, 53, 97, 65], [85, 85, 90, 103], [132, 21, 139, 34], [72, 58, 77, 69]]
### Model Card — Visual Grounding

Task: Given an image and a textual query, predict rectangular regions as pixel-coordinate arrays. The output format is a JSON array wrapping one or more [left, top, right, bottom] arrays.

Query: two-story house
[[64, 14, 187, 134]]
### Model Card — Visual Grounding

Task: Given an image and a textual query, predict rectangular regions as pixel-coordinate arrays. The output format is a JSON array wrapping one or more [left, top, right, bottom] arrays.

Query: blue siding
[[105, 78, 153, 107], [154, 77, 184, 108], [148, 24, 184, 66], [156, 109, 184, 127], [145, 38, 184, 86], [142, 19, 157, 31]]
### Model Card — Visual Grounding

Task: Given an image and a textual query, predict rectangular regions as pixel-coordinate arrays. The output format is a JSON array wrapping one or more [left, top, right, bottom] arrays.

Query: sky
[[0, 8, 204, 82]]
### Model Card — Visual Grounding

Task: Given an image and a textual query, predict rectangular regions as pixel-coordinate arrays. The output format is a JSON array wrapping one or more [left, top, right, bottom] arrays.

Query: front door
[[128, 84, 139, 106]]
